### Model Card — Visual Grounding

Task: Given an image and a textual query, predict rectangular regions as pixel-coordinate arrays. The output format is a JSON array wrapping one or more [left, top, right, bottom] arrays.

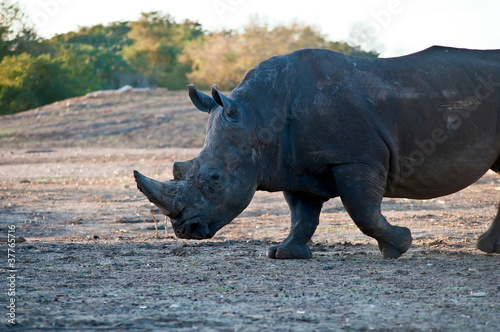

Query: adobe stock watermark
[[351, 0, 415, 50], [32, 0, 72, 28], [396, 74, 500, 179], [6, 225, 17, 326], [212, 0, 244, 20]]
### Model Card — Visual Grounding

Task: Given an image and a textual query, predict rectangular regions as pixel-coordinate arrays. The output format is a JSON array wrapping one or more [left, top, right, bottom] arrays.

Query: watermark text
[[6, 225, 17, 325]]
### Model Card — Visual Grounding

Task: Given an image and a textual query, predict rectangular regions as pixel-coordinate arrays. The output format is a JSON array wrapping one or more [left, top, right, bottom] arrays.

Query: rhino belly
[[386, 115, 500, 199]]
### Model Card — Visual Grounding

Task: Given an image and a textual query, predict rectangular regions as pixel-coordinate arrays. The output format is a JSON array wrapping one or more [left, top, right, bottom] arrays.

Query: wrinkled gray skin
[[135, 46, 500, 259]]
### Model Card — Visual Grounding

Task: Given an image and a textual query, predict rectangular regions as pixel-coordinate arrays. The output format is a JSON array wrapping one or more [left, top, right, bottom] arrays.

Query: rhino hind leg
[[477, 161, 500, 253], [333, 164, 413, 259], [477, 202, 500, 253], [267, 191, 324, 259]]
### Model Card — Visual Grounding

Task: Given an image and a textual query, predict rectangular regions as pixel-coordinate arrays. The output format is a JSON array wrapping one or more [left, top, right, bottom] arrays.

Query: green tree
[[122, 12, 203, 88], [49, 21, 143, 90], [0, 1, 45, 60], [55, 43, 135, 91], [1, 1, 24, 60], [50, 22, 133, 52], [0, 53, 76, 114]]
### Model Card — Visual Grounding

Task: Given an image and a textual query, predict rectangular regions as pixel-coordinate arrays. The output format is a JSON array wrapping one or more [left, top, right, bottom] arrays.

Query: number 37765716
[[7, 225, 16, 269]]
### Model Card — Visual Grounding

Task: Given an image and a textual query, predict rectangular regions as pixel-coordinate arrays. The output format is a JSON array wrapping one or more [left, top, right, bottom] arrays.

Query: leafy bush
[[0, 53, 76, 114]]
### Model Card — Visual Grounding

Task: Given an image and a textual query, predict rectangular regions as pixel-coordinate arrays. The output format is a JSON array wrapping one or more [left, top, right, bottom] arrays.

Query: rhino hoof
[[378, 243, 405, 259], [267, 244, 312, 259], [377, 226, 413, 259], [477, 232, 500, 253]]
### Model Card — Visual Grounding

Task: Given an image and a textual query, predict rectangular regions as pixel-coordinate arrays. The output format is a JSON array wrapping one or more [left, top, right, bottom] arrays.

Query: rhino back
[[233, 47, 500, 199], [362, 47, 500, 198]]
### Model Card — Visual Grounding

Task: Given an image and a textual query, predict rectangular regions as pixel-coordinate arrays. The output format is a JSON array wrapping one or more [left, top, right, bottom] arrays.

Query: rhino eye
[[224, 107, 240, 119], [203, 172, 223, 197]]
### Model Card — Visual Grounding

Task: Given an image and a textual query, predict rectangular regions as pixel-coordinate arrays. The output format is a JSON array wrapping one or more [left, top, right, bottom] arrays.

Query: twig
[[149, 210, 159, 238], [165, 216, 168, 236]]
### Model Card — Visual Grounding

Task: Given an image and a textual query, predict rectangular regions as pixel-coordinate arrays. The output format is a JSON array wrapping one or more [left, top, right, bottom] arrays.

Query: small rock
[[0, 236, 26, 243], [470, 292, 487, 297], [117, 217, 148, 224], [171, 247, 189, 257]]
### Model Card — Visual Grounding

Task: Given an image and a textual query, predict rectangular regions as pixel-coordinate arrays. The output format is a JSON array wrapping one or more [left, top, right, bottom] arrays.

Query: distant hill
[[0, 88, 209, 150]]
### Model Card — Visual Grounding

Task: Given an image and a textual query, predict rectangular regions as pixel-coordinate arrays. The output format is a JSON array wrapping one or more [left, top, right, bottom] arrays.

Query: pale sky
[[16, 0, 500, 57]]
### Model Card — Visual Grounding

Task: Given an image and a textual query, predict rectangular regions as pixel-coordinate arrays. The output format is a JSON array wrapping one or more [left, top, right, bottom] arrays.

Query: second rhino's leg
[[477, 202, 500, 253], [333, 164, 413, 259], [268, 191, 324, 259], [476, 162, 500, 253]]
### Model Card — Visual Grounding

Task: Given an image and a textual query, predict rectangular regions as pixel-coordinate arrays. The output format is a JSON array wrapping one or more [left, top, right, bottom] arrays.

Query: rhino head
[[134, 85, 260, 239]]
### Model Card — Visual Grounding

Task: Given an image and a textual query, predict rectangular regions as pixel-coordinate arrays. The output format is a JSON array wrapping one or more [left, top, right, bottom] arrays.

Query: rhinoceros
[[134, 46, 500, 259]]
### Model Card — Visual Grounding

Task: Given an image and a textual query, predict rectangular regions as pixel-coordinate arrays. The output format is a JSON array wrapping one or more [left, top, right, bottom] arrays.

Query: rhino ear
[[212, 85, 239, 119], [187, 84, 218, 113]]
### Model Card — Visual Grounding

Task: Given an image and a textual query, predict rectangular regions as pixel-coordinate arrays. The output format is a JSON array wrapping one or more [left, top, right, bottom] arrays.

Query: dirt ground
[[1, 90, 499, 331]]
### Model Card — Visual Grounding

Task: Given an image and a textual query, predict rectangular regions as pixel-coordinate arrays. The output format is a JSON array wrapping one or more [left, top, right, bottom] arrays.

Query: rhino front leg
[[477, 202, 500, 253], [333, 164, 413, 259], [268, 191, 324, 259]]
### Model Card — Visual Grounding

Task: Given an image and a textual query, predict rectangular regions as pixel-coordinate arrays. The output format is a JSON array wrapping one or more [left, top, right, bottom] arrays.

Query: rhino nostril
[[187, 220, 210, 239], [189, 221, 199, 234]]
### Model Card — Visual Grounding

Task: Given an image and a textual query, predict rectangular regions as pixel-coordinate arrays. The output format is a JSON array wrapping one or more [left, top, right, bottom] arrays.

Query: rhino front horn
[[133, 170, 185, 218]]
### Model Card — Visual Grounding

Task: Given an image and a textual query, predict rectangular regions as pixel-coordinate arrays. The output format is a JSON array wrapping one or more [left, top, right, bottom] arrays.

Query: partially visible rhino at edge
[[135, 46, 500, 259]]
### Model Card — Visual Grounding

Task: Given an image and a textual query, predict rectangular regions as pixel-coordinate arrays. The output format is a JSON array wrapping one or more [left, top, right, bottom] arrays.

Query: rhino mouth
[[170, 211, 217, 240]]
